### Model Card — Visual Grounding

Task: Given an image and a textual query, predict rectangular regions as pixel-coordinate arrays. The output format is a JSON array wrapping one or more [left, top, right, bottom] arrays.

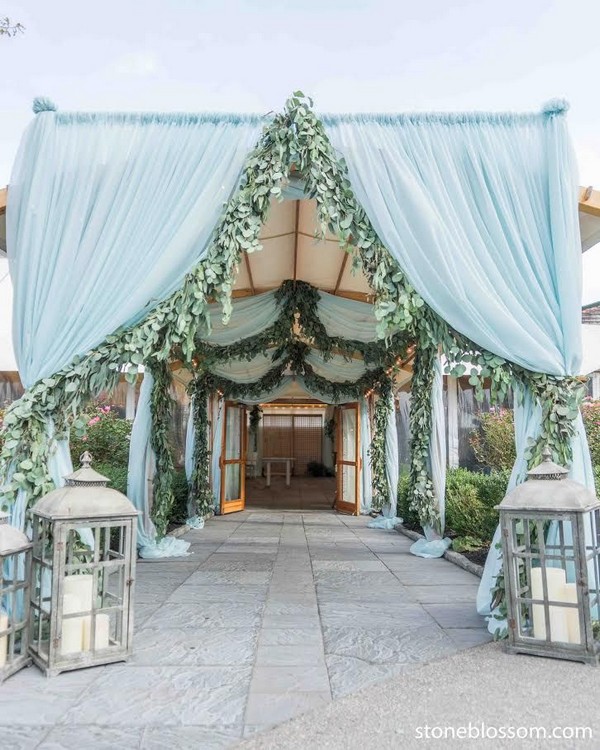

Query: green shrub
[[94, 463, 129, 495], [170, 469, 191, 524], [582, 398, 600, 467], [70, 403, 131, 467], [445, 468, 508, 544], [470, 407, 515, 472], [397, 471, 419, 526]]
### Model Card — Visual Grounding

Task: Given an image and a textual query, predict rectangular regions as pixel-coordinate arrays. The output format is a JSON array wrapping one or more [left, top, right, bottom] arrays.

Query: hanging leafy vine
[[370, 382, 392, 511], [148, 361, 176, 538], [408, 344, 439, 530], [187, 378, 213, 518]]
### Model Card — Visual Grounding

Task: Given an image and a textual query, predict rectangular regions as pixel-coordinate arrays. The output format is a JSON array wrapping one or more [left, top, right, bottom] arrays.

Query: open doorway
[[246, 399, 334, 511]]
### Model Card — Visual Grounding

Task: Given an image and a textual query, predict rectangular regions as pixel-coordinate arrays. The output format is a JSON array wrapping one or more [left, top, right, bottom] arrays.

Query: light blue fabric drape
[[323, 104, 582, 376], [360, 398, 373, 514], [6, 107, 263, 531], [201, 291, 279, 343], [9, 111, 264, 384], [127, 373, 190, 557], [317, 292, 378, 342], [324, 104, 593, 606]]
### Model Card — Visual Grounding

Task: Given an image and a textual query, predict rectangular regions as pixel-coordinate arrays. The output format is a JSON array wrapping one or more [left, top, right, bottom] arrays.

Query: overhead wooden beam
[[243, 251, 256, 295], [231, 286, 374, 303], [293, 200, 300, 280], [579, 186, 600, 218]]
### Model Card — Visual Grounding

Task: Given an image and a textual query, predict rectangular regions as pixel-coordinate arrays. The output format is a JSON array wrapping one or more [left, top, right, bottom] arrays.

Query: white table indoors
[[263, 457, 295, 488]]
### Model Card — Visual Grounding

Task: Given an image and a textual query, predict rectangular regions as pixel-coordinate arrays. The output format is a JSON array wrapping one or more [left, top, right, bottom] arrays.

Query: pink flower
[[101, 406, 111, 413], [88, 416, 100, 426], [81, 436, 88, 442]]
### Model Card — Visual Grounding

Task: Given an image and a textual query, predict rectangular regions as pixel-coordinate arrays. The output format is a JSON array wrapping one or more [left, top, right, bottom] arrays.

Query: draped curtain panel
[[8, 110, 263, 385], [126, 372, 190, 557], [324, 104, 593, 595], [324, 105, 582, 376]]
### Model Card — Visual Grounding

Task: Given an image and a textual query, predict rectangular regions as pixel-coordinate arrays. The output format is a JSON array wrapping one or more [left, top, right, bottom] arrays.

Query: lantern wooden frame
[[28, 453, 139, 677], [498, 451, 600, 665], [0, 511, 33, 682]]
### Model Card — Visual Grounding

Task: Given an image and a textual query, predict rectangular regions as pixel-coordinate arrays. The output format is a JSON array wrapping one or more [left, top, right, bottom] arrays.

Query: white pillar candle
[[62, 593, 81, 615], [563, 583, 581, 644], [63, 575, 94, 612], [531, 567, 569, 642], [82, 613, 110, 651], [0, 611, 8, 667], [61, 617, 84, 655]]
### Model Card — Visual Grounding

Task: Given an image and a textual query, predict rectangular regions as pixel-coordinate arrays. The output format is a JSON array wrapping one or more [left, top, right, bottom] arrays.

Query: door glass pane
[[342, 408, 356, 461], [225, 464, 241, 502], [342, 465, 356, 504], [226, 407, 241, 459]]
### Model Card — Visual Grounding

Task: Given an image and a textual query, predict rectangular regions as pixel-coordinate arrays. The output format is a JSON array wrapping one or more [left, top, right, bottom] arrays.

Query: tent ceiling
[[233, 198, 372, 300], [579, 187, 600, 252]]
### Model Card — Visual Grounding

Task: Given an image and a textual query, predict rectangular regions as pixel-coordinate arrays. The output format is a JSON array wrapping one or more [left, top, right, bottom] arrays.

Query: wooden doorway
[[220, 401, 247, 514], [335, 402, 360, 515]]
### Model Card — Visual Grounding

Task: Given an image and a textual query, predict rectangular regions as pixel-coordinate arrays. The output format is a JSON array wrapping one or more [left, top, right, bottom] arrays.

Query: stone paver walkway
[[1, 510, 489, 749]]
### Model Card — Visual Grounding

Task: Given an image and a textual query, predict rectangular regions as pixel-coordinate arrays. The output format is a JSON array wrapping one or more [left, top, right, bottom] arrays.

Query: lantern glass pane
[[59, 521, 130, 657], [509, 516, 581, 645]]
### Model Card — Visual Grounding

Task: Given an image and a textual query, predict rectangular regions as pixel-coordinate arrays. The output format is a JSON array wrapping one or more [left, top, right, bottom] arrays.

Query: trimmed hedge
[[398, 467, 510, 547]]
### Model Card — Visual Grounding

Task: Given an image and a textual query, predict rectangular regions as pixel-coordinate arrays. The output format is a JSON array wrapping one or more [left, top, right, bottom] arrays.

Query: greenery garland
[[148, 361, 176, 538], [193, 279, 407, 369], [187, 379, 213, 518], [408, 345, 439, 530], [0, 90, 586, 550], [370, 384, 392, 511]]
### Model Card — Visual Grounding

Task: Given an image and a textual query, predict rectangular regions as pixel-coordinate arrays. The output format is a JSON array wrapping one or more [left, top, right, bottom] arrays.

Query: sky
[[1, 0, 600, 358]]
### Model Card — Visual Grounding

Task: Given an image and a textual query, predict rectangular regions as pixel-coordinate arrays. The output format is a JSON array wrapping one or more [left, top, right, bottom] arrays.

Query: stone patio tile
[[405, 584, 480, 604], [250, 664, 330, 693], [255, 644, 325, 666], [322, 625, 458, 665], [263, 600, 318, 619], [325, 654, 415, 699], [0, 666, 101, 725], [39, 726, 144, 750], [423, 602, 488, 629], [258, 628, 324, 647], [318, 601, 434, 629], [244, 691, 331, 726], [61, 666, 252, 726], [144, 600, 263, 629], [134, 602, 163, 626], [0, 726, 49, 750], [261, 614, 321, 629], [446, 627, 494, 648], [311, 560, 387, 572], [167, 584, 268, 604], [200, 558, 274, 572], [132, 627, 259, 666], [182, 570, 272, 586], [141, 725, 242, 749]]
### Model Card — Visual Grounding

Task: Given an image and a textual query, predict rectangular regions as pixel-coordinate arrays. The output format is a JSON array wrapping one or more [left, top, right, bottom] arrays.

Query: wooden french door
[[335, 402, 361, 515], [220, 401, 247, 515]]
